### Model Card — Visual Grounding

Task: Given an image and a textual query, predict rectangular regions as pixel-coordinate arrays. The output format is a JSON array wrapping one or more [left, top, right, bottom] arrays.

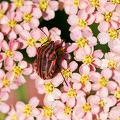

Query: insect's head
[[54, 40, 65, 56]]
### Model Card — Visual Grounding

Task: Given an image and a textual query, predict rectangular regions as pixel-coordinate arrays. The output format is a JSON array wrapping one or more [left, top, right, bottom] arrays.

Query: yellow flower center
[[39, 0, 48, 12], [23, 104, 32, 117], [80, 75, 90, 85], [99, 99, 105, 107], [11, 114, 18, 120], [116, 117, 120, 120], [73, 0, 80, 6], [27, 38, 36, 46], [89, 0, 99, 7], [114, 90, 120, 99], [13, 66, 22, 77], [110, 0, 120, 5], [64, 105, 73, 115], [14, 0, 24, 8], [108, 29, 118, 40], [61, 69, 72, 80], [83, 55, 93, 65], [3, 78, 10, 87], [43, 106, 53, 118], [40, 37, 50, 46], [44, 82, 54, 94], [78, 19, 87, 28], [82, 103, 91, 112], [0, 10, 5, 19], [98, 77, 108, 87], [104, 12, 112, 22], [108, 60, 117, 69], [8, 20, 17, 28], [76, 37, 88, 48], [23, 13, 32, 23], [67, 89, 76, 98], [5, 50, 13, 58]]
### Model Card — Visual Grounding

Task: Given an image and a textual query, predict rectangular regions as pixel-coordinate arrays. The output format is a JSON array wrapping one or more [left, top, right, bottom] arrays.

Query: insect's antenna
[[40, 28, 51, 46], [56, 61, 68, 86], [40, 28, 49, 38]]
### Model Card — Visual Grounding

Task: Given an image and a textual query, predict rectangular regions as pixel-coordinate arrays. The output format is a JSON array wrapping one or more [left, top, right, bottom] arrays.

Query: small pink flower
[[71, 65, 94, 93], [100, 52, 120, 70], [35, 73, 63, 103], [0, 11, 22, 40], [60, 60, 78, 85], [91, 68, 117, 94], [74, 45, 103, 71], [33, 0, 59, 20], [97, 29, 120, 44], [74, 95, 100, 120], [36, 100, 57, 120], [54, 100, 74, 120], [68, 9, 95, 31], [0, 69, 18, 92], [95, 2, 119, 32], [7, 61, 32, 86], [19, 3, 42, 31], [70, 28, 97, 54], [16, 97, 40, 119], [18, 28, 41, 57], [61, 86, 85, 108], [1, 40, 23, 69], [63, 0, 80, 15]]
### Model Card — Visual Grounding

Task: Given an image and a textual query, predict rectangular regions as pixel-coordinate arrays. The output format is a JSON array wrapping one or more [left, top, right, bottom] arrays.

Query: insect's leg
[[56, 61, 68, 86]]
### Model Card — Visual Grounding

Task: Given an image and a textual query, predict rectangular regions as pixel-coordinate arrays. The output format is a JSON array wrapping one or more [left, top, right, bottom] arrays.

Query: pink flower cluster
[[0, 0, 120, 120]]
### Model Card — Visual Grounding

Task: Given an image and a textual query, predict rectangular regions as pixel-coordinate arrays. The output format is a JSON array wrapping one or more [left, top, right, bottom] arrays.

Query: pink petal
[[101, 68, 112, 79], [29, 97, 39, 107], [20, 30, 30, 40], [78, 10, 88, 20], [98, 21, 109, 32], [32, 108, 40, 116], [49, 1, 59, 11], [67, 14, 78, 25], [10, 40, 19, 51], [69, 61, 78, 72], [79, 64, 90, 75], [13, 51, 23, 61], [0, 102, 9, 113], [97, 32, 109, 44], [26, 46, 37, 57], [104, 2, 115, 12], [18, 61, 27, 69], [31, 28, 40, 40], [23, 67, 32, 75], [30, 18, 39, 28], [67, 98, 75, 108], [52, 88, 61, 99], [14, 24, 23, 34], [0, 32, 4, 41], [16, 101, 25, 111], [2, 40, 9, 51], [32, 8, 42, 18]]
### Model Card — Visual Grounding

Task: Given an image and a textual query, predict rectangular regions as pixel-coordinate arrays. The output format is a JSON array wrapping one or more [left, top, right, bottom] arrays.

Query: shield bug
[[35, 28, 64, 80]]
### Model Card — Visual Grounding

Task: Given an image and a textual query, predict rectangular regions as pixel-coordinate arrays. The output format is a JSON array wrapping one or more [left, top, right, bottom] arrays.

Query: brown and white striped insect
[[35, 28, 64, 80]]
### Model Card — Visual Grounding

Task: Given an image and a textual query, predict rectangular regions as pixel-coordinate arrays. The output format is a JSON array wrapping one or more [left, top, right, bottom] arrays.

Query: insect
[[35, 29, 63, 80]]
